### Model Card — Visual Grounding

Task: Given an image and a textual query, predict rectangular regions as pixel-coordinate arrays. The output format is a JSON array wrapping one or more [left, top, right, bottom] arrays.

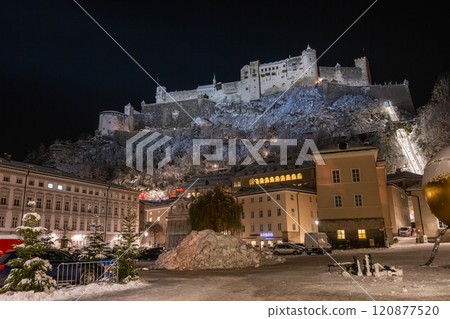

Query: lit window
[[280, 175, 285, 182], [286, 175, 291, 181], [275, 176, 280, 182], [57, 185, 63, 190], [48, 183, 53, 189], [358, 229, 366, 239], [337, 230, 345, 240], [297, 173, 303, 179], [249, 179, 255, 186], [264, 177, 269, 184], [352, 169, 360, 182], [269, 177, 274, 183], [291, 174, 296, 180], [259, 178, 264, 184], [354, 194, 363, 207], [332, 170, 340, 183]]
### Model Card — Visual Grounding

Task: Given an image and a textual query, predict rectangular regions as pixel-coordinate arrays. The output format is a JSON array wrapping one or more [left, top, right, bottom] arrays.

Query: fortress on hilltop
[[155, 45, 371, 104], [98, 45, 415, 136]]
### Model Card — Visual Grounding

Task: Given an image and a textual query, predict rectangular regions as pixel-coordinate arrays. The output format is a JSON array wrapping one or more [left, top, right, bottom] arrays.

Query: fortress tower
[[156, 85, 167, 103], [301, 44, 319, 84], [354, 57, 372, 85]]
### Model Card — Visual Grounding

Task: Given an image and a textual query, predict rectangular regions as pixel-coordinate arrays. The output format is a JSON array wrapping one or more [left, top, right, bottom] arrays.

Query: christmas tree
[[79, 217, 106, 261], [1, 202, 56, 293], [114, 204, 139, 283]]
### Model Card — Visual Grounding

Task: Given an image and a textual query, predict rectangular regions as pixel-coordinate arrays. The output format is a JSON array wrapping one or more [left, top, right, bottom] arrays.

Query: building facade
[[0, 158, 139, 248], [314, 145, 393, 248], [235, 186, 317, 248]]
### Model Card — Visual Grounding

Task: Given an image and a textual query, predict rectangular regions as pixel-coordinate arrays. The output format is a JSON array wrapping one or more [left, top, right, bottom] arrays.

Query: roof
[[387, 169, 422, 181], [0, 158, 137, 192]]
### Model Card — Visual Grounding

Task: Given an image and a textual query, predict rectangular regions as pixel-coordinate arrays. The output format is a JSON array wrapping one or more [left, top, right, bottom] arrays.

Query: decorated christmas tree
[[114, 204, 139, 283], [1, 202, 56, 293], [79, 217, 106, 261]]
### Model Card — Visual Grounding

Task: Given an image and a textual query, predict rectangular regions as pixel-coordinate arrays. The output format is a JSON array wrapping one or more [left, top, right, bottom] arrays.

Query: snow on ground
[[0, 280, 147, 301]]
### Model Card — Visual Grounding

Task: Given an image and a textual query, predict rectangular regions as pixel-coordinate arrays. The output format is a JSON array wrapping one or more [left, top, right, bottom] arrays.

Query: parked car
[[304, 232, 332, 255], [138, 247, 165, 260], [0, 235, 23, 254], [0, 248, 105, 287], [272, 244, 303, 255], [398, 226, 412, 237]]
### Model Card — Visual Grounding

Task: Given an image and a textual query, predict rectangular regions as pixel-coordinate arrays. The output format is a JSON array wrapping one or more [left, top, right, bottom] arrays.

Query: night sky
[[1, 1, 449, 160]]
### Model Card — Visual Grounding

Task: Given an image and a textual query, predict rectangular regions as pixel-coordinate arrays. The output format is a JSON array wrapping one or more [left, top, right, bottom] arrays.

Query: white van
[[304, 232, 332, 255]]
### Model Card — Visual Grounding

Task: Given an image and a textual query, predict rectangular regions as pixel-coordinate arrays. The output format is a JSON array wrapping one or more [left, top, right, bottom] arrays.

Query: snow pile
[[155, 230, 284, 270], [0, 281, 146, 301]]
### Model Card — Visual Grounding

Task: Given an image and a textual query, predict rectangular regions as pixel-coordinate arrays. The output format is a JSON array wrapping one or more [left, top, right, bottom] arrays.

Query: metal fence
[[56, 260, 118, 286]]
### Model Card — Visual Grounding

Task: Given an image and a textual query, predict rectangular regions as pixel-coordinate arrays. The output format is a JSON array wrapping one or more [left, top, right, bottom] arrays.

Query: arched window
[[259, 178, 264, 184], [286, 175, 291, 181], [291, 174, 297, 180], [264, 177, 270, 184], [280, 175, 286, 182], [297, 173, 303, 179], [269, 177, 275, 183], [249, 179, 255, 186], [275, 176, 280, 182]]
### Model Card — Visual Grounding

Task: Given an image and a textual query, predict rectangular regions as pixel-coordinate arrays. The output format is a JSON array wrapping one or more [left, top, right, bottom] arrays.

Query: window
[[241, 211, 245, 219], [107, 223, 111, 232], [114, 223, 118, 232], [38, 182, 44, 187], [250, 198, 254, 203], [66, 186, 71, 192], [28, 180, 34, 186], [16, 178, 23, 184], [267, 209, 272, 217], [310, 210, 314, 218], [251, 224, 255, 232], [241, 225, 245, 233], [36, 198, 42, 208], [63, 220, 68, 230], [259, 210, 263, 218], [0, 192, 7, 205], [0, 215, 5, 227], [334, 195, 343, 208], [291, 208, 295, 215], [358, 229, 366, 239], [332, 170, 341, 183], [292, 224, 296, 230], [80, 220, 85, 231], [114, 207, 118, 216], [352, 169, 360, 182], [277, 208, 281, 216], [64, 201, 70, 211], [73, 202, 78, 212], [250, 211, 254, 219], [277, 223, 282, 231], [258, 196, 263, 202], [267, 196, 271, 201], [46, 199, 52, 209], [11, 216, 18, 228], [290, 194, 294, 200], [48, 183, 53, 189], [337, 230, 345, 240], [3, 176, 10, 182], [75, 188, 79, 193], [13, 195, 20, 207], [45, 217, 51, 229], [354, 194, 363, 207], [81, 203, 85, 213], [72, 219, 77, 230], [57, 185, 63, 191], [276, 194, 281, 200], [259, 224, 264, 232], [268, 223, 272, 231], [55, 200, 61, 210]]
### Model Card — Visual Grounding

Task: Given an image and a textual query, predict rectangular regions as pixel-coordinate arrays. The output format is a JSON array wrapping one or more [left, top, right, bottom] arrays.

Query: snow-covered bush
[[1, 204, 56, 293], [79, 219, 106, 261]]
